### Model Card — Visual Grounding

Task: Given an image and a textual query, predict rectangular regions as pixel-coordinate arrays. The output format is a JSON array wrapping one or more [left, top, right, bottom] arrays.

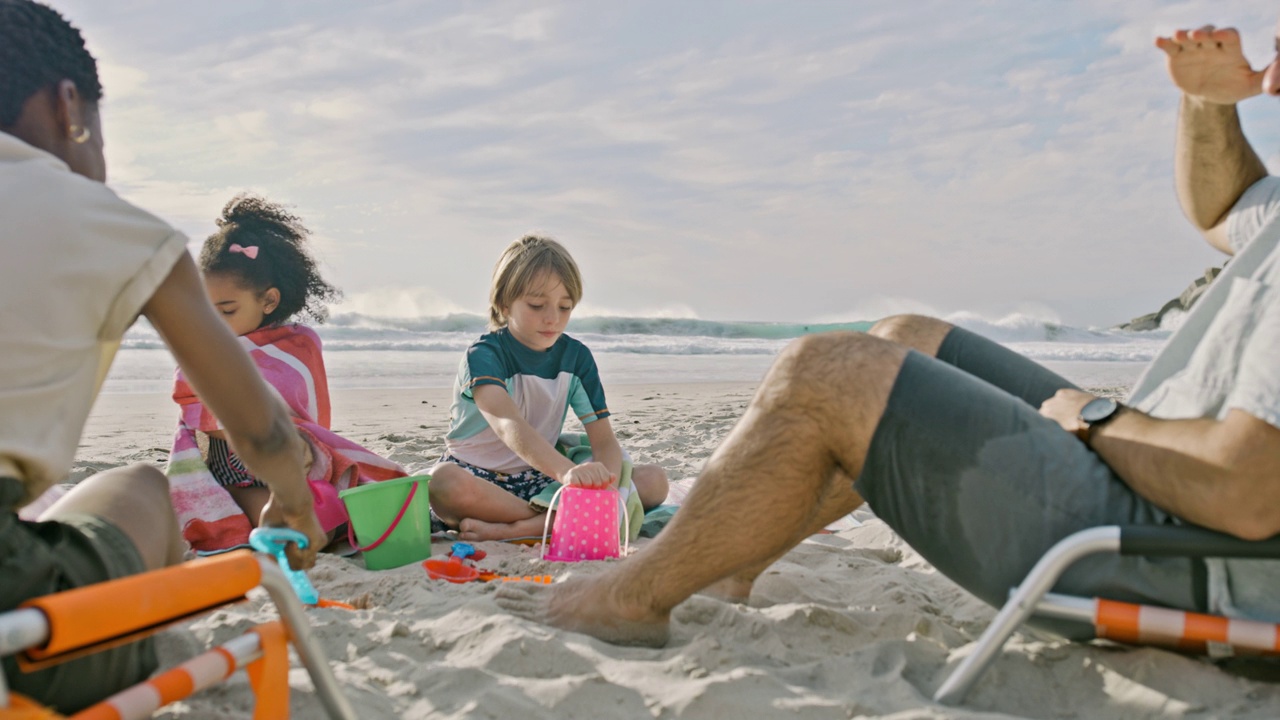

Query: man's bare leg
[[699, 315, 950, 603], [40, 464, 186, 570], [868, 314, 952, 355], [494, 331, 909, 646], [700, 466, 861, 603]]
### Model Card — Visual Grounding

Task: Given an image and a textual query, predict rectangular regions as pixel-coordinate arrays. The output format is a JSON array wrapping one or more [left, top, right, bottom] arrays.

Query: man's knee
[[765, 332, 907, 409], [868, 314, 953, 355], [776, 331, 899, 375]]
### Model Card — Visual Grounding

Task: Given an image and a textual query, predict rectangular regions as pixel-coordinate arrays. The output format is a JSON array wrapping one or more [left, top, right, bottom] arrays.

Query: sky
[[55, 0, 1280, 328]]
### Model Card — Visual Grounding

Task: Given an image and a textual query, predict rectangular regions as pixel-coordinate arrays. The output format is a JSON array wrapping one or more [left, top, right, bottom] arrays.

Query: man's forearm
[[1091, 409, 1280, 539], [1175, 95, 1267, 232]]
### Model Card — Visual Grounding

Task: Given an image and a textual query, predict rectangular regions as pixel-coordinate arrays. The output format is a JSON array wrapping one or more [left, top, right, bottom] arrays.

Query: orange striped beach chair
[[935, 525, 1280, 705], [0, 550, 355, 720]]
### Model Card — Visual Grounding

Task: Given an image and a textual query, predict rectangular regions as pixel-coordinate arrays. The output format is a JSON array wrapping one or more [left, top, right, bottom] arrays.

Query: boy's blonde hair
[[489, 235, 584, 330]]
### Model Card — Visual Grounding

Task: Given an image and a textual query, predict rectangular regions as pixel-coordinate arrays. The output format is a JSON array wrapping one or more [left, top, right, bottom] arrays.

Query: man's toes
[[495, 584, 540, 605]]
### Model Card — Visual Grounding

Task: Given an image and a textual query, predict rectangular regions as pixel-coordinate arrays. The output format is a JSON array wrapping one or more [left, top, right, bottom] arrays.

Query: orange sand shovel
[[423, 542, 482, 583]]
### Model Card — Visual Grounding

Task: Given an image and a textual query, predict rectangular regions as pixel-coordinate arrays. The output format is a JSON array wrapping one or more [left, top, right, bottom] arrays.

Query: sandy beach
[[67, 382, 1280, 719]]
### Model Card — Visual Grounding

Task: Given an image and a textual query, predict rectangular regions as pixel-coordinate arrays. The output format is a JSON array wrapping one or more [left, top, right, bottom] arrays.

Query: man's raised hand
[[1156, 26, 1263, 105]]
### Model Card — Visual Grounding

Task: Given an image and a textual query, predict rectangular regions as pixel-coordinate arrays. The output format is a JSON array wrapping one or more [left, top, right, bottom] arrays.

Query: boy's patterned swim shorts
[[438, 455, 559, 502]]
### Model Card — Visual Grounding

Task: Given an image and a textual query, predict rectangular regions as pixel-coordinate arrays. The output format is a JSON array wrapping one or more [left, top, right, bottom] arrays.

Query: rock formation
[[1116, 264, 1224, 332]]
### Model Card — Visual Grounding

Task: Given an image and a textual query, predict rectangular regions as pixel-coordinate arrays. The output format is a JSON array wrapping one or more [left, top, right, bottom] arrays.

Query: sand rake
[[0, 550, 356, 720]]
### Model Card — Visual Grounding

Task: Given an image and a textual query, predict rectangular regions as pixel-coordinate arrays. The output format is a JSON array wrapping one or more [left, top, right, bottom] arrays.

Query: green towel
[[639, 504, 679, 538], [529, 432, 644, 543]]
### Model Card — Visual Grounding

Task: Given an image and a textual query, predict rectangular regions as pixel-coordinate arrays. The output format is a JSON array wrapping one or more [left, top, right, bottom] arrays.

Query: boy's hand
[[562, 461, 616, 489]]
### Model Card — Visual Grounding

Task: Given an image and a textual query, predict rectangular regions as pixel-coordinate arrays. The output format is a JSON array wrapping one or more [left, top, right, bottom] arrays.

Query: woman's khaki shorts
[[0, 477, 158, 713]]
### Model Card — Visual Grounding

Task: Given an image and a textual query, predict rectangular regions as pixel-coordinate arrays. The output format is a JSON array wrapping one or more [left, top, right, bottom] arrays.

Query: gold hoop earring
[[69, 125, 91, 144]]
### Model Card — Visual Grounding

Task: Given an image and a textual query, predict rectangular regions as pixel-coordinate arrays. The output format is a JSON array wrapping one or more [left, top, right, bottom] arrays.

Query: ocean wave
[[120, 310, 1167, 358], [944, 311, 1168, 344], [1005, 341, 1162, 363], [325, 312, 875, 340]]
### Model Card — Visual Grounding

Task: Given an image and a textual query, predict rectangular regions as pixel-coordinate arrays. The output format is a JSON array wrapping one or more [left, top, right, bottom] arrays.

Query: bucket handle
[[346, 481, 418, 553], [539, 484, 630, 560]]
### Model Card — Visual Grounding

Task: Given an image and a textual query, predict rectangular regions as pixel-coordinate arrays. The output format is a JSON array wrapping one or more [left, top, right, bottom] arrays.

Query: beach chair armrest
[[1119, 525, 1280, 559]]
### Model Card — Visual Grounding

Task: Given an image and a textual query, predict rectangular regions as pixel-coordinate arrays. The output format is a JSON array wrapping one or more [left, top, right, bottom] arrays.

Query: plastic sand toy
[[249, 527, 320, 604]]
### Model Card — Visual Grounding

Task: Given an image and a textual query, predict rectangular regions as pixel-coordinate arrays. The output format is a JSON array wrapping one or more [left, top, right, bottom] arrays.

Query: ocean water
[[104, 311, 1165, 394]]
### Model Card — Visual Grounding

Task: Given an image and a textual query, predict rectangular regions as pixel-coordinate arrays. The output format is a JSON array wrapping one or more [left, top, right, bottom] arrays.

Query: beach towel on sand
[[166, 324, 406, 553]]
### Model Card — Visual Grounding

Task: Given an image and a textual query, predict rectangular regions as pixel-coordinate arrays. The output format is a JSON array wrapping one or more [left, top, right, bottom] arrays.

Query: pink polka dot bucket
[[540, 485, 630, 562]]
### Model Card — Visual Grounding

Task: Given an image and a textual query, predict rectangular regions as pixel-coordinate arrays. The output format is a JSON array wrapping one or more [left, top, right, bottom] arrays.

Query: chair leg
[[255, 559, 356, 720], [246, 622, 289, 720], [933, 526, 1121, 705]]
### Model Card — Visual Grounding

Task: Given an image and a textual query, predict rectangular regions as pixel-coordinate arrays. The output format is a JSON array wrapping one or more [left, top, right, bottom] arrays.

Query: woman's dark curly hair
[[0, 0, 102, 127], [199, 194, 341, 327]]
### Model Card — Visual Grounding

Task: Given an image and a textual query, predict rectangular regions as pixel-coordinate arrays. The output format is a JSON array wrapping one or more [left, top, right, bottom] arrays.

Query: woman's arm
[[143, 255, 324, 568]]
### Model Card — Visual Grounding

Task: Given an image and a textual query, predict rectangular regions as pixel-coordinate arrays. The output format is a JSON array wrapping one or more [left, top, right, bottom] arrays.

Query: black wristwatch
[[1078, 397, 1121, 445]]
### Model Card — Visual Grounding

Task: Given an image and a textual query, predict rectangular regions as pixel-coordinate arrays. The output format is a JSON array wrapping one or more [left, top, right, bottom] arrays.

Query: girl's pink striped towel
[[167, 323, 407, 553]]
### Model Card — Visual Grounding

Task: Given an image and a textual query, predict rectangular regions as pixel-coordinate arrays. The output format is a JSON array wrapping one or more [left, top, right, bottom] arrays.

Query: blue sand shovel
[[249, 527, 320, 605]]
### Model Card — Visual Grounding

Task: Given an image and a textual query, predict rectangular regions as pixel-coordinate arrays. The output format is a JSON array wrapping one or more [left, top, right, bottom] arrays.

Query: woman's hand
[[259, 493, 326, 570], [562, 461, 616, 489]]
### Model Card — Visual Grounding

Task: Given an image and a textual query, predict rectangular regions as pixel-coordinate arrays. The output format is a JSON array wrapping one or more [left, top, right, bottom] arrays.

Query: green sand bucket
[[339, 475, 432, 570]]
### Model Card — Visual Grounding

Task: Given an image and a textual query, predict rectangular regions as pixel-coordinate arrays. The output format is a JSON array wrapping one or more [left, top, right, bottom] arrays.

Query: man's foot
[[699, 575, 753, 604], [494, 574, 671, 647], [458, 515, 545, 541]]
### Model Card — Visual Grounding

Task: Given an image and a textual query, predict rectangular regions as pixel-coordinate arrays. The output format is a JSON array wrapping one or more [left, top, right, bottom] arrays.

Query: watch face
[[1080, 397, 1119, 424]]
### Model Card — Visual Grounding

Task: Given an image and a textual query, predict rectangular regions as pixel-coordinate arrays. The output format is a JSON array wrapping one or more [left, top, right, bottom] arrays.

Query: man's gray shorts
[[853, 327, 1207, 635]]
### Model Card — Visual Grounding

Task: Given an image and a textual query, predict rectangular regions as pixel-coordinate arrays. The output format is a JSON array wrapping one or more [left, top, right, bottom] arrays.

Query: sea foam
[[108, 310, 1165, 392]]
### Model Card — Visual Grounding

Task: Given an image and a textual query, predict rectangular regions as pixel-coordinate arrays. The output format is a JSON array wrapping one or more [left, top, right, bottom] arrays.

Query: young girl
[[167, 194, 407, 553], [430, 235, 669, 541]]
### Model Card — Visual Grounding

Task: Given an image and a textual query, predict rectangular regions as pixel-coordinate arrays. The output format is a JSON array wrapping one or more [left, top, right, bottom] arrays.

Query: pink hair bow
[[229, 243, 259, 259]]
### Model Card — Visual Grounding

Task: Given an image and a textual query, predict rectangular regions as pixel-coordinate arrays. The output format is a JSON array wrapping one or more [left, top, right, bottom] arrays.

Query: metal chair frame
[[935, 524, 1280, 705], [0, 550, 356, 720]]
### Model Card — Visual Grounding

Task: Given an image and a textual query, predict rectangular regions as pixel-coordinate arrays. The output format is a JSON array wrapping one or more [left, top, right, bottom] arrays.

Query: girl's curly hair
[[199, 194, 340, 327]]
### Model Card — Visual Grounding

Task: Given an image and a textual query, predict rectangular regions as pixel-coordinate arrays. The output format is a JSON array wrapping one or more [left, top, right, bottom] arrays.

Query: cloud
[[59, 0, 1280, 326]]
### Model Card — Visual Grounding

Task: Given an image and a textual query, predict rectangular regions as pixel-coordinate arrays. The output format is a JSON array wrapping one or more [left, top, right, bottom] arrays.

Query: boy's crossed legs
[[429, 461, 550, 541], [431, 459, 670, 542]]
